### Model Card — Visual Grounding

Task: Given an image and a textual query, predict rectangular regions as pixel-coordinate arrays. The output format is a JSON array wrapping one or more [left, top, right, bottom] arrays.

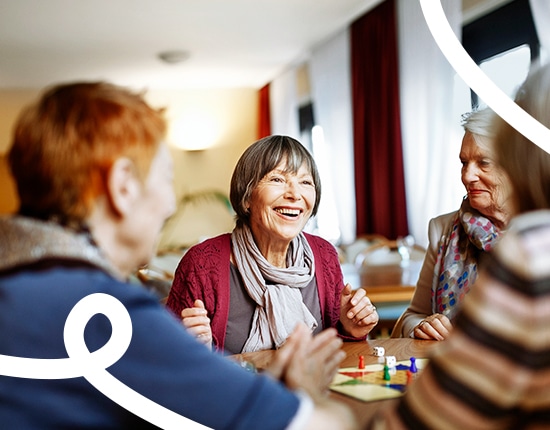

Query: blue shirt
[[0, 262, 300, 429]]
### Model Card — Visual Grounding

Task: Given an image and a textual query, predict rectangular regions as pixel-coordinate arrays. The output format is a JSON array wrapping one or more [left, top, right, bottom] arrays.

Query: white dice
[[373, 346, 385, 357], [385, 355, 396, 368]]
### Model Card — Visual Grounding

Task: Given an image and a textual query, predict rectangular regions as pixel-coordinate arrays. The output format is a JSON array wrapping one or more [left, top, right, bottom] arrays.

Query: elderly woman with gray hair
[[392, 107, 512, 340], [167, 135, 379, 354]]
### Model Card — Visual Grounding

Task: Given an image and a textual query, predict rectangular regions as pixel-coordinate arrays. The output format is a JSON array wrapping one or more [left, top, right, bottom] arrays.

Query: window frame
[[462, 0, 540, 107]]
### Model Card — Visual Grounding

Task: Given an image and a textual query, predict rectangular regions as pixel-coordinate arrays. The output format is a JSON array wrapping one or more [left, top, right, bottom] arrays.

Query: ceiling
[[0, 0, 384, 90], [0, 0, 512, 91]]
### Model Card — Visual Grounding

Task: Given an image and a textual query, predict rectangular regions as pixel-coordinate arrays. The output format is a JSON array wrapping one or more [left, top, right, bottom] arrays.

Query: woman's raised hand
[[180, 299, 213, 350], [339, 284, 379, 338]]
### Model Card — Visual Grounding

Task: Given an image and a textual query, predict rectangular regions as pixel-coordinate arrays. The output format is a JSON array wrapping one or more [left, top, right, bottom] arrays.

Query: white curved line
[[419, 0, 550, 154]]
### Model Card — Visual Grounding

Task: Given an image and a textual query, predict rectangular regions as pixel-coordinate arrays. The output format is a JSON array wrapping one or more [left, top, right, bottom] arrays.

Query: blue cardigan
[[0, 261, 299, 429]]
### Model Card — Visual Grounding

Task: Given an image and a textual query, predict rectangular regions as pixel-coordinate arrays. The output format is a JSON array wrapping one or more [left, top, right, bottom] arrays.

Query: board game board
[[329, 358, 428, 402]]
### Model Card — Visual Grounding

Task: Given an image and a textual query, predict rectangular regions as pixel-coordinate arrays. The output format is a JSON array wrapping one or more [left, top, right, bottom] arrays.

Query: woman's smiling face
[[247, 159, 316, 246], [460, 131, 511, 226]]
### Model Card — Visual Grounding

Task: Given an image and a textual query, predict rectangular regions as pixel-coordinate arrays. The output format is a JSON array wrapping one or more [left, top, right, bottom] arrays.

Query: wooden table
[[235, 338, 437, 427]]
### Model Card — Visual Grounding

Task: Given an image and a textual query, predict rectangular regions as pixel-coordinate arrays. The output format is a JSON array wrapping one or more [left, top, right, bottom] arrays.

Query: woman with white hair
[[393, 107, 512, 340]]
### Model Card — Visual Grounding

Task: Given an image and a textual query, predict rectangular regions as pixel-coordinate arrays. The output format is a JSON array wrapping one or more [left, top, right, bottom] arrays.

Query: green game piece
[[383, 364, 391, 381]]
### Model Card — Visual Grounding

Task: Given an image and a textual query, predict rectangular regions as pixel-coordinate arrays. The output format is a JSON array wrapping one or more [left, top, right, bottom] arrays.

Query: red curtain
[[257, 84, 271, 139], [351, 0, 409, 240]]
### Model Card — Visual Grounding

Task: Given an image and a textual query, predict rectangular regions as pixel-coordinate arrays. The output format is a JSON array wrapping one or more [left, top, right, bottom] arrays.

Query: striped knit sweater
[[370, 210, 550, 429]]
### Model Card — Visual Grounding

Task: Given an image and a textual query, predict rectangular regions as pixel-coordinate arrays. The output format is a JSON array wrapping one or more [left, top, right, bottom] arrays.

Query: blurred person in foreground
[[0, 82, 356, 430], [392, 107, 512, 340], [371, 64, 550, 429], [167, 135, 379, 354]]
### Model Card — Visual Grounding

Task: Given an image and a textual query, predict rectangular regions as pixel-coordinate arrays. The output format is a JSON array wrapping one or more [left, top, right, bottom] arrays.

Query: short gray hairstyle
[[461, 107, 498, 151], [461, 107, 497, 139], [230, 135, 321, 227]]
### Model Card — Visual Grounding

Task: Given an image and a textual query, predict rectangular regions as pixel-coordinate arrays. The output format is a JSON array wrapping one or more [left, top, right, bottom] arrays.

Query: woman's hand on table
[[265, 324, 345, 402], [339, 283, 379, 338], [180, 299, 213, 350], [413, 313, 452, 340]]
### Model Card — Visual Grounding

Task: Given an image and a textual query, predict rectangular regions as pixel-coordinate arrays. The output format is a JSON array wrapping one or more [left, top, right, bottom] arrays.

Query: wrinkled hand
[[181, 299, 212, 349], [413, 313, 452, 341], [265, 323, 345, 402], [339, 284, 378, 338]]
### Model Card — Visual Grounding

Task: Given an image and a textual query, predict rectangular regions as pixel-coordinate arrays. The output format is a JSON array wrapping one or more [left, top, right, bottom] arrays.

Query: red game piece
[[358, 355, 365, 369], [406, 370, 413, 385]]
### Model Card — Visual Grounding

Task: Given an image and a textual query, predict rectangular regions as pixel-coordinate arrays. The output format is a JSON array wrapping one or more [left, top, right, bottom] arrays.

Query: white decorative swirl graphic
[[6, 5, 547, 430], [419, 0, 550, 155], [0, 293, 210, 430]]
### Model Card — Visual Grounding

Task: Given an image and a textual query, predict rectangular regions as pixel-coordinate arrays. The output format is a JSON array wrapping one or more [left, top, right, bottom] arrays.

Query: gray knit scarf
[[231, 224, 317, 352]]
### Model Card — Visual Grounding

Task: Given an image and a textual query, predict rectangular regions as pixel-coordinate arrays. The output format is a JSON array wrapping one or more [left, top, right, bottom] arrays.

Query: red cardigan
[[166, 232, 359, 352]]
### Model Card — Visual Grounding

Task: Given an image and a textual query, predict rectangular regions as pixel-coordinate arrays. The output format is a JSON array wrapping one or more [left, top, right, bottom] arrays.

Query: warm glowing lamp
[[169, 112, 220, 151]]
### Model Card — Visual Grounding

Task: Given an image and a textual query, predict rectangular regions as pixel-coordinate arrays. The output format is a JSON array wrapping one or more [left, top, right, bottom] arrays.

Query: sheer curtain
[[269, 67, 301, 139], [397, 0, 463, 247], [530, 0, 550, 62], [309, 29, 355, 245], [269, 66, 335, 241]]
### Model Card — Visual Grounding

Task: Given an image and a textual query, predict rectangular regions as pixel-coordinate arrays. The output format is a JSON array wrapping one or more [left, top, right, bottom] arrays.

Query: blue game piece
[[409, 356, 418, 373]]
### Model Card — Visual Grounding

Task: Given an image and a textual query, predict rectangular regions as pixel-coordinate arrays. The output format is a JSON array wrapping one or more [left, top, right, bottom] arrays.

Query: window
[[298, 102, 341, 242], [478, 44, 531, 106], [462, 0, 540, 108]]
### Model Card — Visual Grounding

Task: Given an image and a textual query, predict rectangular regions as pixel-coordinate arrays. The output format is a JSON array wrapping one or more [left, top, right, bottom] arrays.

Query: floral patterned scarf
[[432, 198, 502, 320]]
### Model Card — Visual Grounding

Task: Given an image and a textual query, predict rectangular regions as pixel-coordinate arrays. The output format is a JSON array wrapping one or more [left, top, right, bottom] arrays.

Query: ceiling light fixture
[[157, 50, 190, 65]]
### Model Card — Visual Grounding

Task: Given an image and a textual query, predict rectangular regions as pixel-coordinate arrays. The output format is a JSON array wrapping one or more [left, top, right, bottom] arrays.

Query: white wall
[[0, 87, 258, 249]]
